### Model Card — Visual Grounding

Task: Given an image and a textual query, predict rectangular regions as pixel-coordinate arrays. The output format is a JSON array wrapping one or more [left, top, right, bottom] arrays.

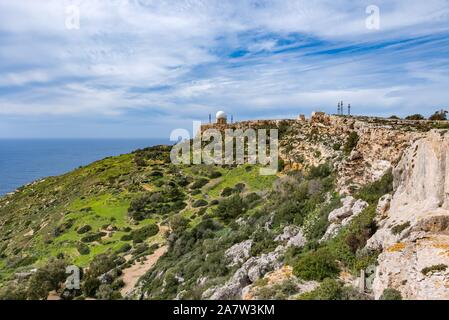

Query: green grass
[[207, 165, 276, 197]]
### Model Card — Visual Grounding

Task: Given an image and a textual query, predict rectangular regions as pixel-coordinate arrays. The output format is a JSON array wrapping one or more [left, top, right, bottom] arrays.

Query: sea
[[0, 138, 170, 196]]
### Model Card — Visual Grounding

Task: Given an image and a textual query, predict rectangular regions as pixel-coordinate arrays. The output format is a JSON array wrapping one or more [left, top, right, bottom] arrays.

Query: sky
[[0, 0, 449, 138]]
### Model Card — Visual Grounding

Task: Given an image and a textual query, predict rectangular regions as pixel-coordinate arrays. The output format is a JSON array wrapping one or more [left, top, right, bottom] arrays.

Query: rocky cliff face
[[217, 114, 424, 194], [368, 130, 449, 299]]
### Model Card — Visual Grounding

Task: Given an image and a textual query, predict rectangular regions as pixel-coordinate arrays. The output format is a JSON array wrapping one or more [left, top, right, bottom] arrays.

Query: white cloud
[[0, 0, 449, 137]]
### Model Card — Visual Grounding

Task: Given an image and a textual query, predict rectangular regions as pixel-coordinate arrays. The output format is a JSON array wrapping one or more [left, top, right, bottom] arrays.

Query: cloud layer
[[1, 0, 449, 137]]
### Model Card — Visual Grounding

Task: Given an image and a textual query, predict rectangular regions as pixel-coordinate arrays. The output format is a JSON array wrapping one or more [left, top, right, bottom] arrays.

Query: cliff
[[1, 115, 449, 300]]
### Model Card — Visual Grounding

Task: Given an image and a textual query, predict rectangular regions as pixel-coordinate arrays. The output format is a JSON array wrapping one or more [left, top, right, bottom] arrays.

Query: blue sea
[[0, 139, 169, 196]]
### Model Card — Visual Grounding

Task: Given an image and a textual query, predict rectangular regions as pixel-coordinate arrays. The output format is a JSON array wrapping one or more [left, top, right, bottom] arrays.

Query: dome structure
[[216, 111, 227, 120]]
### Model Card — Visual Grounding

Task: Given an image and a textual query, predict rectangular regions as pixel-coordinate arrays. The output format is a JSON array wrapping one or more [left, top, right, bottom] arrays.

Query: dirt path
[[120, 225, 170, 297], [120, 245, 168, 296]]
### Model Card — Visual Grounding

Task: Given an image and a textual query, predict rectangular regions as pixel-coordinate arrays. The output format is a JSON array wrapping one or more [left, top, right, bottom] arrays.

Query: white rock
[[225, 240, 253, 267]]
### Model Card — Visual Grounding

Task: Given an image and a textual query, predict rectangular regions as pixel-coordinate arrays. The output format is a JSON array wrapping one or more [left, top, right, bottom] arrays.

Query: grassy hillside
[[0, 141, 391, 300]]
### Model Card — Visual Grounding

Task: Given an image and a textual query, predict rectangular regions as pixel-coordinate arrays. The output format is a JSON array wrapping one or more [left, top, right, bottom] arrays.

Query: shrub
[[356, 170, 393, 204], [26, 259, 68, 300], [234, 183, 246, 192], [81, 232, 106, 243], [221, 187, 236, 197], [77, 242, 90, 255], [391, 221, 411, 235], [429, 110, 447, 121], [115, 243, 132, 254], [380, 288, 402, 300], [77, 225, 92, 234], [169, 215, 189, 234], [128, 194, 151, 221], [190, 178, 209, 189], [96, 284, 122, 300], [343, 131, 359, 155], [421, 264, 447, 276], [308, 163, 332, 179], [208, 171, 222, 179], [293, 248, 339, 281], [298, 279, 343, 300], [82, 277, 101, 298], [405, 114, 424, 120], [192, 199, 208, 208], [87, 253, 122, 278], [214, 195, 248, 222], [332, 143, 341, 151], [53, 219, 74, 237], [130, 224, 159, 244]]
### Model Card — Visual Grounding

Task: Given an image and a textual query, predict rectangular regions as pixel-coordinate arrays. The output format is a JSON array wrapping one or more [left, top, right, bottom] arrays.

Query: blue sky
[[1, 0, 449, 138]]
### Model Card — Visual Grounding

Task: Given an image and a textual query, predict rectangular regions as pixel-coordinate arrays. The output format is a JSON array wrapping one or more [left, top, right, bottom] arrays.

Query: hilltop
[[1, 114, 449, 300]]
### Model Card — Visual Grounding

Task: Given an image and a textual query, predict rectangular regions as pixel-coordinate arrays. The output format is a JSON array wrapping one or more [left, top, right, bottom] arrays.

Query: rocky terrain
[[1, 114, 449, 300]]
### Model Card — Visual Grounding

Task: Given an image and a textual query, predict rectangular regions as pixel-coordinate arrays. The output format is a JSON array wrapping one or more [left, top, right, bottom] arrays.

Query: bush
[[214, 195, 248, 222], [356, 170, 393, 204], [221, 187, 236, 197], [77, 242, 90, 255], [308, 163, 332, 179], [421, 264, 447, 276], [190, 178, 209, 189], [81, 232, 106, 243], [298, 279, 368, 300], [77, 225, 92, 234], [115, 243, 132, 254], [130, 224, 159, 244], [192, 199, 208, 208], [298, 279, 343, 300], [82, 277, 101, 298], [26, 259, 68, 300], [405, 114, 424, 120], [96, 284, 122, 300], [429, 110, 447, 121], [391, 221, 411, 235], [380, 288, 402, 300], [128, 194, 151, 221], [343, 131, 359, 155], [293, 248, 339, 281], [208, 171, 222, 179], [169, 215, 189, 234]]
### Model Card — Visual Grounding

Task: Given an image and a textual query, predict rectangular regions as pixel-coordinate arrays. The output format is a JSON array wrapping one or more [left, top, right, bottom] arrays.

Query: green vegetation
[[421, 264, 447, 276], [429, 110, 448, 121], [405, 114, 424, 120], [0, 132, 397, 301], [298, 279, 367, 300], [379, 288, 402, 300], [391, 221, 411, 235], [343, 131, 359, 155], [293, 248, 339, 281]]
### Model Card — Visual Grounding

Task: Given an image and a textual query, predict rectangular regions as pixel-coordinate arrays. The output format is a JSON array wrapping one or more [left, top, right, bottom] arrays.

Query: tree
[[405, 114, 424, 120], [429, 109, 448, 121]]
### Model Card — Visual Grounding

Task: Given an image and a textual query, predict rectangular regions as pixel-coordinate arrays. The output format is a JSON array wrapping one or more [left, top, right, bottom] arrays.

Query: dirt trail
[[120, 245, 167, 296], [120, 225, 170, 297]]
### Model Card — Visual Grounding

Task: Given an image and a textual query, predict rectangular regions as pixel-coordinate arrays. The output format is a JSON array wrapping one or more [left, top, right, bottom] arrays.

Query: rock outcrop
[[321, 196, 369, 242], [368, 130, 449, 300], [204, 226, 306, 300]]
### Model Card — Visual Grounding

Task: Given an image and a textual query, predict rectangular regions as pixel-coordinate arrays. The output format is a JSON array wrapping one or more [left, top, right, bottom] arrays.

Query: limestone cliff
[[368, 130, 449, 299]]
